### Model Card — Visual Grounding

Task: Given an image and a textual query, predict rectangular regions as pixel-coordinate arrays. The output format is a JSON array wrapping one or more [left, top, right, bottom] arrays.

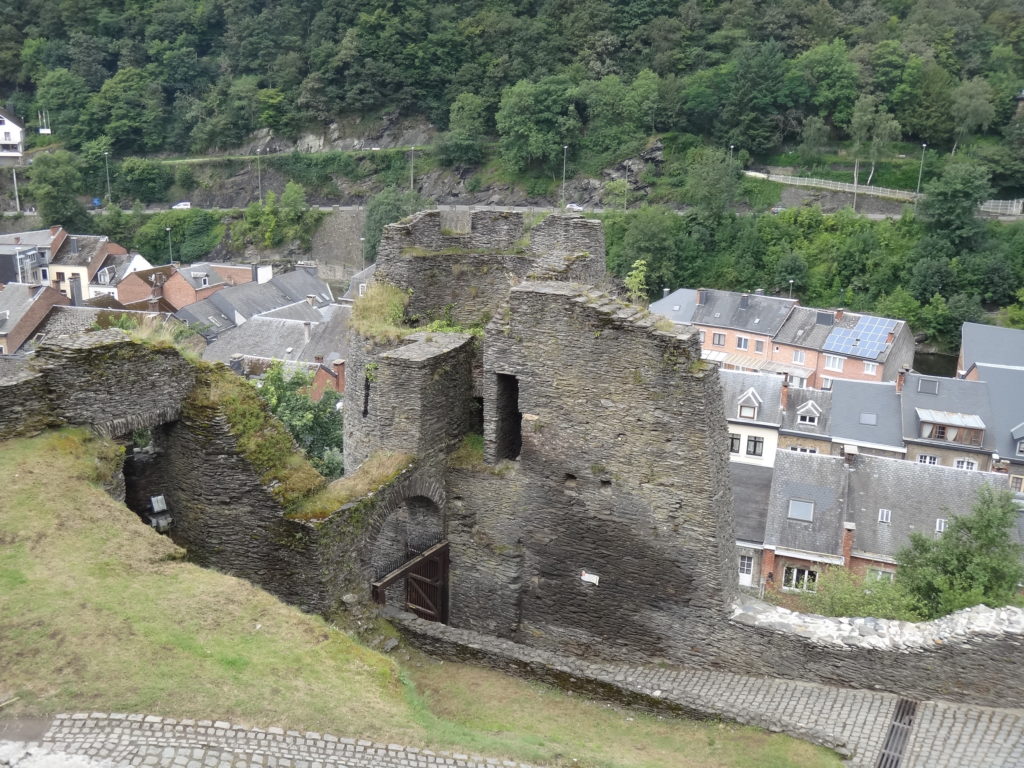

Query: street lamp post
[[788, 279, 794, 299], [165, 227, 173, 263], [561, 145, 568, 208], [915, 143, 927, 211], [729, 144, 734, 161], [409, 146, 415, 191], [359, 236, 366, 271], [256, 149, 263, 205], [103, 151, 111, 204]]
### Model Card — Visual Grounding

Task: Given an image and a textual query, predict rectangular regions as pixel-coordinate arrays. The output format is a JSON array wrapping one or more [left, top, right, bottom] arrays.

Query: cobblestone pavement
[[26, 715, 540, 768]]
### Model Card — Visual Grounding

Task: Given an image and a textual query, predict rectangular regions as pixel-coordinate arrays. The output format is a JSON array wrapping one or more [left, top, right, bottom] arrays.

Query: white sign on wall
[[580, 570, 600, 586]]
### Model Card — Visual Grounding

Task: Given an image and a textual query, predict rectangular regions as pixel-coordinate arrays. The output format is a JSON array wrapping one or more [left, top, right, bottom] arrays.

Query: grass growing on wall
[[188, 366, 326, 507], [351, 281, 413, 343], [288, 451, 413, 522]]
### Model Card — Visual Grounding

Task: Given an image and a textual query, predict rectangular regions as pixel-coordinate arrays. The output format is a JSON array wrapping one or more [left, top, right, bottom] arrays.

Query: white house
[[0, 108, 24, 165]]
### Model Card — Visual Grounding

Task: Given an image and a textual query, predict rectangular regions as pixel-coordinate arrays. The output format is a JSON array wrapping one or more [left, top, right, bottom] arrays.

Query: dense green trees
[[2, 0, 1021, 177], [362, 186, 434, 264]]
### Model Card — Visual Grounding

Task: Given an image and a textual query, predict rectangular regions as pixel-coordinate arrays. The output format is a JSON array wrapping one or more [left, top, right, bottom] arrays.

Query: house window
[[729, 433, 741, 453], [792, 349, 805, 364], [821, 376, 833, 390], [739, 404, 757, 419], [712, 333, 725, 346], [788, 499, 814, 521], [55, 271, 65, 282], [358, 283, 367, 297], [754, 340, 764, 353], [738, 555, 753, 587], [918, 454, 938, 465], [783, 566, 817, 591], [746, 436, 764, 456], [790, 446, 817, 453], [955, 458, 977, 471], [798, 413, 817, 425], [878, 508, 891, 523], [863, 361, 878, 375], [824, 354, 844, 372], [935, 518, 947, 534], [1016, 440, 1024, 457], [736, 336, 749, 351], [1011, 475, 1023, 493], [869, 569, 894, 582]]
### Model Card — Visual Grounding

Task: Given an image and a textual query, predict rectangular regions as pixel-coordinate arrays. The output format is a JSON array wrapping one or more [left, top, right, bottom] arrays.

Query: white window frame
[[783, 566, 817, 591], [792, 349, 805, 364], [754, 339, 764, 354], [358, 283, 367, 297], [712, 332, 725, 347], [955, 458, 977, 471], [787, 499, 814, 521], [798, 413, 817, 425], [820, 376, 833, 390], [823, 354, 845, 372], [863, 361, 878, 375], [698, 330, 705, 344], [746, 436, 764, 456], [869, 568, 894, 582], [936, 518, 947, 534], [878, 508, 891, 524], [917, 454, 938, 465], [738, 554, 753, 578], [1016, 440, 1024, 457], [738, 404, 757, 420], [736, 336, 749, 351]]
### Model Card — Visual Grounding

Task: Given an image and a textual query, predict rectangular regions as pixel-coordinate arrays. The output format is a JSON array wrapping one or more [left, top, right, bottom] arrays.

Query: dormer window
[[797, 401, 821, 426], [737, 387, 762, 420], [201, 276, 209, 287], [916, 409, 985, 447], [1016, 440, 1024, 457]]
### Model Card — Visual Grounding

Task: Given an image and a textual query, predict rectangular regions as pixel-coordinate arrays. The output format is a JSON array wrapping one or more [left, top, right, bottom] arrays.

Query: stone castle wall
[[374, 210, 605, 325]]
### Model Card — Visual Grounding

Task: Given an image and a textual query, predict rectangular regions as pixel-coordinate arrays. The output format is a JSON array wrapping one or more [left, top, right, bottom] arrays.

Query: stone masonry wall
[[374, 210, 605, 326], [470, 282, 736, 659], [343, 332, 476, 472]]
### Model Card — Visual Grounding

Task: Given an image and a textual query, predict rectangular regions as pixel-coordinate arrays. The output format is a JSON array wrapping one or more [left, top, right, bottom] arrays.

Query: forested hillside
[[3, 0, 1024, 184]]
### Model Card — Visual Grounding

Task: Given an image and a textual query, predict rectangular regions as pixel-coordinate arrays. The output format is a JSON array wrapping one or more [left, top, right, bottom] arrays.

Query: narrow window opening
[[472, 396, 484, 434], [494, 373, 522, 460], [362, 376, 371, 417]]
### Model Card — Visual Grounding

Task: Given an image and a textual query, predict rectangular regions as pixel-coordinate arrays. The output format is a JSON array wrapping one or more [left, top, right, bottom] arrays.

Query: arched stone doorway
[[370, 495, 449, 623]]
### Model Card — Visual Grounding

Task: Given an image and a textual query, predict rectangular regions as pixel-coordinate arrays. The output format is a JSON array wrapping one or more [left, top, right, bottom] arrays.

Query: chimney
[[229, 353, 244, 376], [739, 294, 749, 309], [662, 287, 670, 298], [68, 274, 84, 306], [314, 354, 324, 364], [842, 522, 856, 568], [696, 289, 707, 306], [251, 263, 259, 283], [754, 288, 764, 295], [780, 379, 789, 410], [303, 321, 312, 343], [332, 359, 345, 392], [70, 237, 79, 256], [886, 330, 895, 344], [896, 367, 907, 393], [834, 308, 845, 322], [305, 294, 316, 306], [843, 444, 859, 465]]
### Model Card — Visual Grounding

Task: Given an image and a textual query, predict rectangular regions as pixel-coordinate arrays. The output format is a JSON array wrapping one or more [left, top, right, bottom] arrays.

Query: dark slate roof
[[259, 301, 324, 322], [972, 364, 1024, 466], [50, 235, 105, 268], [774, 307, 907, 362], [175, 298, 234, 337], [270, 269, 334, 305], [961, 322, 1024, 370], [828, 380, 904, 449], [847, 454, 1011, 561], [764, 451, 847, 557], [340, 263, 377, 302], [176, 262, 228, 290], [0, 283, 41, 332], [202, 304, 349, 365], [720, 369, 783, 425], [900, 372, 996, 452], [692, 289, 796, 334], [779, 386, 832, 437], [730, 462, 774, 544], [649, 288, 698, 324]]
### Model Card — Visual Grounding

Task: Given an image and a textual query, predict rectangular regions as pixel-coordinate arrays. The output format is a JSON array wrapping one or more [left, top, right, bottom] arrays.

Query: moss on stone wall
[[287, 451, 414, 522]]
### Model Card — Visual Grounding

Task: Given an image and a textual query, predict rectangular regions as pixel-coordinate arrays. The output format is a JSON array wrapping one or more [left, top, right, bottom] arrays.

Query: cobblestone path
[[30, 714, 539, 768]]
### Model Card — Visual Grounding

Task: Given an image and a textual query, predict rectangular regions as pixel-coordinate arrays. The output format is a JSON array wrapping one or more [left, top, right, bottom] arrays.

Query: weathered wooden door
[[404, 542, 449, 623]]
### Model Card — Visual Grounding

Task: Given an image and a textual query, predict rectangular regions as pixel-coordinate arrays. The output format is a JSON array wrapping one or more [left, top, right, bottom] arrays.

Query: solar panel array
[[822, 315, 897, 359]]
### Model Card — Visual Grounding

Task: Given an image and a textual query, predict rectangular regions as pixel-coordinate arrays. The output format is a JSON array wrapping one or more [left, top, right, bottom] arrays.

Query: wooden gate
[[371, 539, 449, 623]]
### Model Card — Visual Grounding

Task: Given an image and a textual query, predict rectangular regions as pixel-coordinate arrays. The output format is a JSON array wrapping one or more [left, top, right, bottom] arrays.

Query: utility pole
[[256, 149, 263, 204], [915, 143, 927, 211], [409, 146, 416, 191], [561, 145, 568, 208], [11, 168, 19, 213], [103, 151, 112, 203], [852, 157, 859, 212]]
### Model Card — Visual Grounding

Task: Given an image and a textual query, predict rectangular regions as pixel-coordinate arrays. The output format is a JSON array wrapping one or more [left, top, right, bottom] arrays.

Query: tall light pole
[[915, 143, 927, 211], [409, 146, 415, 191], [256, 149, 263, 204], [359, 236, 366, 271], [165, 227, 173, 263], [561, 145, 568, 208], [103, 151, 112, 203], [11, 168, 19, 213], [788, 279, 794, 299], [729, 144, 735, 161]]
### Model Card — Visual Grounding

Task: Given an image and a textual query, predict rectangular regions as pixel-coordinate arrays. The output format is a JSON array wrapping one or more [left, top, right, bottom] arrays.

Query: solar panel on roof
[[822, 316, 897, 358]]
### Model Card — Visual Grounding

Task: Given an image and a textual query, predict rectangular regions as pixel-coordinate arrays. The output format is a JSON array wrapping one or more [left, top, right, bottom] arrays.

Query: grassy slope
[[0, 430, 838, 768]]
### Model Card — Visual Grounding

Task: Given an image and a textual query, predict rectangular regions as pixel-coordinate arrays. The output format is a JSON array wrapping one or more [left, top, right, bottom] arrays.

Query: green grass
[[0, 430, 840, 768]]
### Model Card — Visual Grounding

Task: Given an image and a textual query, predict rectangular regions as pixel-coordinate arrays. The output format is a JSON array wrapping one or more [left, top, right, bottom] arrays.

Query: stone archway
[[370, 495, 448, 621]]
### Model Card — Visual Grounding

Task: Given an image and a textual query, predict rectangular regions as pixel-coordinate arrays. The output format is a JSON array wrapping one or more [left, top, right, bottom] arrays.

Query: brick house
[[161, 262, 258, 311], [0, 283, 70, 354], [49, 235, 127, 300]]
